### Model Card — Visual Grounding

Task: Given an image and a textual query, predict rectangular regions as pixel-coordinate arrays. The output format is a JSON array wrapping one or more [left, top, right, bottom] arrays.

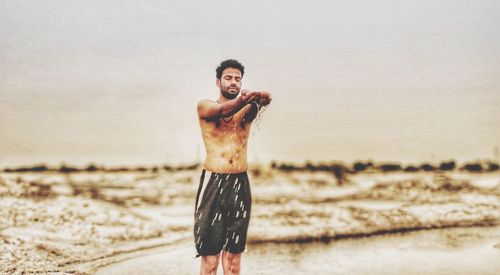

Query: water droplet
[[235, 195, 238, 202], [220, 188, 223, 194], [197, 227, 200, 233], [236, 211, 239, 218], [243, 211, 247, 218], [235, 235, 239, 244], [232, 232, 235, 239], [200, 241, 203, 248]]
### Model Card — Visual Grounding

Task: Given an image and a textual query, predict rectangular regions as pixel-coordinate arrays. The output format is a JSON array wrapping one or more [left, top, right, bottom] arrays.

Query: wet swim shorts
[[194, 169, 252, 257]]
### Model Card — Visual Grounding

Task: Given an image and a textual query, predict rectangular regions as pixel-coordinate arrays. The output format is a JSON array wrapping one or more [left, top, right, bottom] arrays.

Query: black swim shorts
[[194, 169, 252, 258]]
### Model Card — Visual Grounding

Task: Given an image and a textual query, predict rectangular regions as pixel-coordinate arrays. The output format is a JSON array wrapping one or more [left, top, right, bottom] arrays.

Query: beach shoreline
[[94, 225, 500, 275]]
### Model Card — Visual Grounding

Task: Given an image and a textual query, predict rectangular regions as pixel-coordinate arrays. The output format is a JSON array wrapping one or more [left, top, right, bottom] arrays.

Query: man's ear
[[216, 79, 221, 89]]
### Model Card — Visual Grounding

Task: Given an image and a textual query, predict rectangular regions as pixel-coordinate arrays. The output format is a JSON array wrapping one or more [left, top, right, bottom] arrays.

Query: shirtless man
[[194, 59, 271, 275]]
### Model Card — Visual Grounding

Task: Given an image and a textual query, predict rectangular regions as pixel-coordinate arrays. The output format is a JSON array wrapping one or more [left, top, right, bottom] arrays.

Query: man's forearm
[[220, 96, 246, 117]]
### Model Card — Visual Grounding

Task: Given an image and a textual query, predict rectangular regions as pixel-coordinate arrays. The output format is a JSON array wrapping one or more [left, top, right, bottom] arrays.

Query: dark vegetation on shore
[[270, 160, 499, 185], [2, 159, 498, 175]]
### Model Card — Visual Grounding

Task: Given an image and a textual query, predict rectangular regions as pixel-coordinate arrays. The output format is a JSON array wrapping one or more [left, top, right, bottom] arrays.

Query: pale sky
[[1, 0, 499, 167]]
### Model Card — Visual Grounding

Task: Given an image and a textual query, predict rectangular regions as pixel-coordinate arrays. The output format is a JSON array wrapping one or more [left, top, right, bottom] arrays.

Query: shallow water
[[95, 225, 500, 275], [247, 226, 500, 275]]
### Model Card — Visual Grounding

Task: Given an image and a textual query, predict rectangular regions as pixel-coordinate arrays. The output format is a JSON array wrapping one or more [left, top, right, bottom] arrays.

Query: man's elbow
[[243, 103, 259, 122]]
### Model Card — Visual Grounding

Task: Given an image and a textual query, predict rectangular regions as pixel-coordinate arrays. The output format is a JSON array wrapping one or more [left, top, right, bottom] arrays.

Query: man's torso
[[198, 103, 253, 173]]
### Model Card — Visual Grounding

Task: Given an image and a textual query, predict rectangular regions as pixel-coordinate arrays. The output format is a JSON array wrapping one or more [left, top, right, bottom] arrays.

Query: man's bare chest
[[200, 118, 250, 140]]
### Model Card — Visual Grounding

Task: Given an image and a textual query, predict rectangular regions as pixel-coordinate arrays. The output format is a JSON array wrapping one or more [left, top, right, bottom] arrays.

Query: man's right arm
[[197, 91, 260, 120], [197, 97, 243, 120]]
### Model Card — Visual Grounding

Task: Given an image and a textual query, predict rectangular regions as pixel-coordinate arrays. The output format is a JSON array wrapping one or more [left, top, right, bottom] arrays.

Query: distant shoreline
[[2, 159, 498, 174]]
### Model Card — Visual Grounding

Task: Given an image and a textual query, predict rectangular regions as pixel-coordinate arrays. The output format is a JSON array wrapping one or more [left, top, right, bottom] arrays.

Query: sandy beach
[[1, 167, 499, 274]]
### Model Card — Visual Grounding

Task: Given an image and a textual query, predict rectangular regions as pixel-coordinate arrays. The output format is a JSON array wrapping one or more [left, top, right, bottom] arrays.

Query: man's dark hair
[[216, 59, 245, 79]]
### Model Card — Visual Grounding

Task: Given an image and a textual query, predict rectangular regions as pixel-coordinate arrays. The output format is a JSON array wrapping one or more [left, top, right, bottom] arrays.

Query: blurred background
[[1, 0, 499, 274], [1, 0, 499, 167]]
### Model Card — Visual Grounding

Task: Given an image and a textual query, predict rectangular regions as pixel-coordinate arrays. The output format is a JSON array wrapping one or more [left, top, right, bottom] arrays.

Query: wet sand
[[1, 169, 499, 273], [95, 225, 500, 275]]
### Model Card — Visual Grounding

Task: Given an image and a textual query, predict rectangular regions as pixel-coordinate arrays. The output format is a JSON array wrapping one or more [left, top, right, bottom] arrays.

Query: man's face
[[216, 67, 242, 100]]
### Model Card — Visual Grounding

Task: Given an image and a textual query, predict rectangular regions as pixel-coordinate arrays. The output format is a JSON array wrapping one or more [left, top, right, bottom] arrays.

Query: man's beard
[[221, 86, 239, 99]]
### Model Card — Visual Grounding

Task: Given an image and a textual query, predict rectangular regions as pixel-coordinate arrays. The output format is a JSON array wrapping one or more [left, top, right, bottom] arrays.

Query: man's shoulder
[[197, 99, 220, 120], [197, 99, 217, 110], [197, 99, 216, 105]]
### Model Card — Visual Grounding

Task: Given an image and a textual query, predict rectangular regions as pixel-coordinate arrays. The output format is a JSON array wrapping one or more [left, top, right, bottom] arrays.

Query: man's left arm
[[242, 91, 272, 123]]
